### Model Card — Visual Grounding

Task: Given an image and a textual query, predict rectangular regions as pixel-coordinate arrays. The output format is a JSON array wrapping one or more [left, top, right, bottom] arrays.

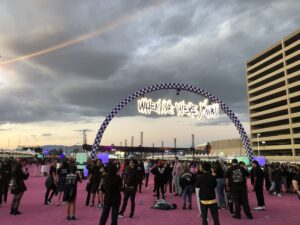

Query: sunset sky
[[0, 0, 299, 149]]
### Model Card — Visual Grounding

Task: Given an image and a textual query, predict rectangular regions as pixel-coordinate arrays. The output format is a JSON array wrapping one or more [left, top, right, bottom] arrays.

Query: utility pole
[[192, 134, 195, 161], [192, 134, 195, 148], [140, 132, 144, 147], [174, 138, 177, 149], [131, 136, 134, 147], [82, 130, 87, 151]]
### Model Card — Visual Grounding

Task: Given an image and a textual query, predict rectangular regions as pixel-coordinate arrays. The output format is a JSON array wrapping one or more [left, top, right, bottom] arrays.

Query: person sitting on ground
[[151, 198, 177, 210]]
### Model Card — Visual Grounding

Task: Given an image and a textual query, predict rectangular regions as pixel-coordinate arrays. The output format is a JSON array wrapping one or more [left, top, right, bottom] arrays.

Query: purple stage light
[[97, 153, 109, 164], [253, 156, 266, 166]]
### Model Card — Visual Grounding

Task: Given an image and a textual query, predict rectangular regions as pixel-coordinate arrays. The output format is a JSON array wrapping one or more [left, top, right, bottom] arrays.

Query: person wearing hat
[[195, 162, 220, 225], [251, 160, 266, 210], [226, 159, 253, 220]]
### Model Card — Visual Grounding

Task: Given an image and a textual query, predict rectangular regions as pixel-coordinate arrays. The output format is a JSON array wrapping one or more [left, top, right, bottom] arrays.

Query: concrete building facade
[[246, 29, 300, 156]]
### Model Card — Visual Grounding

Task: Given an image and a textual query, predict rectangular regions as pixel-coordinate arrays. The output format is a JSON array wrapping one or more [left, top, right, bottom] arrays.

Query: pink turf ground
[[0, 166, 299, 225]]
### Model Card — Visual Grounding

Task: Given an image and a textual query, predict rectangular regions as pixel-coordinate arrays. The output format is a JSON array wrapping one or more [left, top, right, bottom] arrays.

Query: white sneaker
[[261, 206, 266, 210], [254, 206, 263, 210], [118, 214, 124, 218], [277, 193, 282, 197]]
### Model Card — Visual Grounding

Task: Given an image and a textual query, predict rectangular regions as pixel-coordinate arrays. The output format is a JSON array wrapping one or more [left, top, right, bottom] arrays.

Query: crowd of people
[[0, 156, 300, 225]]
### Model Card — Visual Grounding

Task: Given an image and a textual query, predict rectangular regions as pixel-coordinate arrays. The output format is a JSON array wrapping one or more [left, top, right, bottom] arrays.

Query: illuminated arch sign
[[91, 83, 253, 162], [137, 98, 220, 120]]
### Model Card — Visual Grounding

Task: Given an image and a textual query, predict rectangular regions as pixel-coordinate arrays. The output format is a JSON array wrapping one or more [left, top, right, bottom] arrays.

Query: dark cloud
[[0, 0, 299, 125]]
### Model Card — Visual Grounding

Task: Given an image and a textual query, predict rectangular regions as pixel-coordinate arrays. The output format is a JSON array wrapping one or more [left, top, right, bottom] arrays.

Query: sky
[[0, 0, 299, 149]]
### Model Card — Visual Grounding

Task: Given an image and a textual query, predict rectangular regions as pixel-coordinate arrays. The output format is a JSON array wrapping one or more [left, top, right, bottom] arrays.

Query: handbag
[[9, 178, 18, 194], [45, 175, 54, 188]]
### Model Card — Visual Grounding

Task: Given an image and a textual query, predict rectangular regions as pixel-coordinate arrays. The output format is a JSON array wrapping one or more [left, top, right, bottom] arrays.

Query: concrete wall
[[210, 138, 245, 156]]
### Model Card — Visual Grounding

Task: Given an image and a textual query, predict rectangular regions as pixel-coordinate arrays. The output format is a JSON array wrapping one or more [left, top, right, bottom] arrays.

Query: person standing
[[263, 164, 271, 191], [292, 166, 300, 200], [151, 161, 167, 200], [136, 160, 145, 193], [214, 160, 226, 209], [88, 160, 102, 207], [85, 159, 93, 206], [164, 161, 173, 196], [10, 161, 30, 215], [180, 165, 195, 210], [44, 160, 57, 205], [251, 160, 266, 210], [1, 159, 11, 206], [226, 159, 253, 220], [195, 162, 220, 225], [99, 164, 123, 225], [272, 163, 282, 197], [56, 160, 70, 206], [173, 157, 183, 196], [98, 166, 107, 208], [63, 165, 82, 220], [144, 160, 150, 189], [119, 160, 138, 219]]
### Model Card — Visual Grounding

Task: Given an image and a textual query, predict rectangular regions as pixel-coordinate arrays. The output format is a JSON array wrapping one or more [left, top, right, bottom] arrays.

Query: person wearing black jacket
[[226, 159, 253, 220], [151, 161, 167, 200], [180, 166, 195, 210], [99, 163, 123, 225], [292, 167, 300, 200], [119, 160, 138, 219], [272, 163, 282, 196], [195, 162, 220, 225], [85, 159, 93, 206], [10, 161, 30, 215], [164, 162, 173, 196], [136, 160, 145, 193], [44, 160, 57, 205], [252, 160, 266, 210], [0, 159, 11, 206]]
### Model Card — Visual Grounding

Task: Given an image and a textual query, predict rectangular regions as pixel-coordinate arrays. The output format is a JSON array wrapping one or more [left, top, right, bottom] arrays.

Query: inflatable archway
[[91, 83, 253, 161]]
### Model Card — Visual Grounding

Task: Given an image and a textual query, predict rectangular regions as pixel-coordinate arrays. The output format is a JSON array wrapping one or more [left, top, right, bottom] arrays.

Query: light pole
[[262, 141, 266, 154], [257, 134, 261, 156]]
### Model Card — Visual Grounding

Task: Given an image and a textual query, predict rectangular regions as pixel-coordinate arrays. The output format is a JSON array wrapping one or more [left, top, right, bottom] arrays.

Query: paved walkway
[[0, 166, 299, 225]]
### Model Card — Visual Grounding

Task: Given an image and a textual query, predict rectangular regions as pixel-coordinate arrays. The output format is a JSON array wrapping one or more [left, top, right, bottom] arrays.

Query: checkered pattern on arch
[[91, 83, 253, 162]]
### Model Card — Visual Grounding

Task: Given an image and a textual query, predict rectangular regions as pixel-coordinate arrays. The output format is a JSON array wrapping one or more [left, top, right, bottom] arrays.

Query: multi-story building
[[246, 29, 300, 156]]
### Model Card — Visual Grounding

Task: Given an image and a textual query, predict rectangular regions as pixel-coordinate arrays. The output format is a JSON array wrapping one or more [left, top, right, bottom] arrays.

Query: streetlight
[[257, 134, 261, 156], [262, 141, 266, 154]]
